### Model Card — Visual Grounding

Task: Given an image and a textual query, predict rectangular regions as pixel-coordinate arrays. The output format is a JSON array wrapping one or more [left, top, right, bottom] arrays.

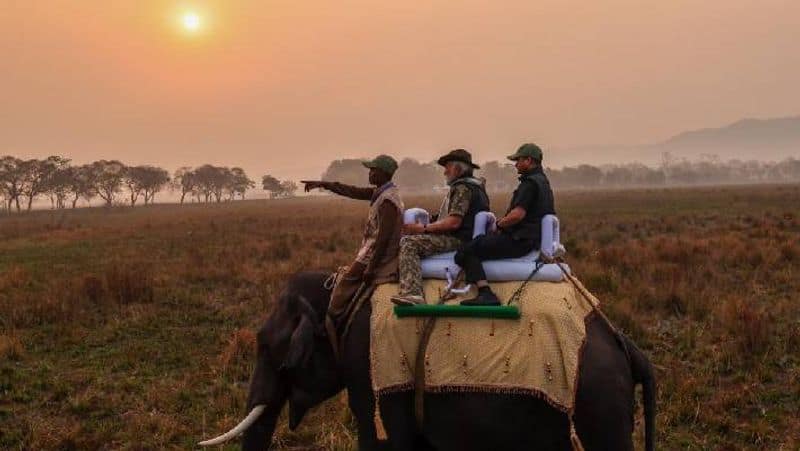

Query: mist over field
[[3, 115, 800, 212]]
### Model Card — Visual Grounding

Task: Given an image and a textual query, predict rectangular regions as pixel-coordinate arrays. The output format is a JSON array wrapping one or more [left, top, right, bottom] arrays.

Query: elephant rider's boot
[[460, 286, 501, 306], [390, 294, 425, 307]]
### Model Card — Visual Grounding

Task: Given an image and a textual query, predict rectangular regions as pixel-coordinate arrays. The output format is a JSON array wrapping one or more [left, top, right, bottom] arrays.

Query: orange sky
[[1, 0, 798, 179]]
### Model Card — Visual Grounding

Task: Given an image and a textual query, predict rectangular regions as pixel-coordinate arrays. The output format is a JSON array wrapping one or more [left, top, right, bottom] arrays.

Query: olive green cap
[[507, 143, 543, 162], [362, 154, 399, 176]]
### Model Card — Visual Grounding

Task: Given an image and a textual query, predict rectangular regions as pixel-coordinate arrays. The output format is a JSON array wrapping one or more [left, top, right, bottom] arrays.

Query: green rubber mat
[[393, 304, 521, 319]]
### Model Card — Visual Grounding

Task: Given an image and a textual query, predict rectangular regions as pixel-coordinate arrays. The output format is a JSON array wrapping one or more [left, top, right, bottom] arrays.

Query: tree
[[140, 166, 170, 205], [0, 156, 25, 212], [261, 174, 282, 199], [574, 164, 603, 187], [123, 166, 149, 206], [193, 164, 230, 202], [394, 158, 441, 192], [18, 156, 70, 211], [172, 167, 196, 204], [46, 163, 76, 209], [321, 159, 368, 186], [65, 165, 97, 208], [261, 175, 297, 198], [123, 165, 169, 206], [603, 165, 634, 186], [774, 158, 800, 181], [227, 167, 254, 200], [89, 160, 126, 207], [478, 160, 517, 192], [278, 180, 297, 198], [0, 171, 6, 213], [190, 165, 215, 202]]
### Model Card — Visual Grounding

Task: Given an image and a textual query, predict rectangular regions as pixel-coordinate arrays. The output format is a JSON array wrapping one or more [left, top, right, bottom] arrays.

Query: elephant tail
[[624, 335, 656, 451]]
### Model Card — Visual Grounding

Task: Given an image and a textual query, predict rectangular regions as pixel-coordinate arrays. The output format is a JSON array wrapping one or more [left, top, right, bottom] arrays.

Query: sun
[[181, 12, 202, 32]]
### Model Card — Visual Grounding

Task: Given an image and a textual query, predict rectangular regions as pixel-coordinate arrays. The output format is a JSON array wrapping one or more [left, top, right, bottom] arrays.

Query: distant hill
[[549, 115, 800, 168], [654, 115, 800, 161]]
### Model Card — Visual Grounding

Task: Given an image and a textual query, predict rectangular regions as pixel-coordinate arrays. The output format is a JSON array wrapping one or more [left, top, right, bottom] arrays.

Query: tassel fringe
[[569, 418, 585, 451], [374, 395, 388, 441]]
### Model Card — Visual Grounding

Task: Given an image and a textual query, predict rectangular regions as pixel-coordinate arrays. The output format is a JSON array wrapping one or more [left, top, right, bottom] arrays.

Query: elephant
[[200, 271, 656, 451]]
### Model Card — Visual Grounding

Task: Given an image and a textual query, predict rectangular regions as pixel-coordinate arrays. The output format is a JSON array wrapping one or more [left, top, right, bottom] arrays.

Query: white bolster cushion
[[402, 208, 568, 282]]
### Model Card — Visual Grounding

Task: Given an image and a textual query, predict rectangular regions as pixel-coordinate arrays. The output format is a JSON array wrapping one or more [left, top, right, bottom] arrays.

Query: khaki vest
[[355, 185, 404, 283]]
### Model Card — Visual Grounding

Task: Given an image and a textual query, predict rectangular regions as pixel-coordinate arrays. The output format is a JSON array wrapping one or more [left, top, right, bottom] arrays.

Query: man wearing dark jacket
[[454, 143, 556, 306]]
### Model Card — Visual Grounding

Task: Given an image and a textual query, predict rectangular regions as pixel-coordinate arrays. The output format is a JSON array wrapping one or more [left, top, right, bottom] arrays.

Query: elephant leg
[[423, 393, 570, 451], [344, 306, 421, 451], [346, 382, 391, 451], [379, 391, 434, 451], [573, 319, 636, 451]]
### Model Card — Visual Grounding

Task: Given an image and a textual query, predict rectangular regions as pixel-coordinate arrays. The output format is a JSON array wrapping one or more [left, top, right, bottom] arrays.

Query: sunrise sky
[[1, 1, 798, 179]]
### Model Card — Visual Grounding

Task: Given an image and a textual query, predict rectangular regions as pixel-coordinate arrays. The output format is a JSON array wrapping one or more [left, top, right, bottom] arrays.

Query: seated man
[[391, 149, 490, 306], [301, 154, 404, 331], [455, 143, 556, 306]]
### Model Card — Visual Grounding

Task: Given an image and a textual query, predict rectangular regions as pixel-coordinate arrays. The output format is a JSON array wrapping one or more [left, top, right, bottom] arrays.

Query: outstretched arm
[[302, 180, 374, 200]]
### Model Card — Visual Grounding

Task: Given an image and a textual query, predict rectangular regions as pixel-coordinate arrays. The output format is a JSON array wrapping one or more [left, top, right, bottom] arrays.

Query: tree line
[[322, 153, 800, 191], [0, 155, 298, 213], [4, 152, 798, 212]]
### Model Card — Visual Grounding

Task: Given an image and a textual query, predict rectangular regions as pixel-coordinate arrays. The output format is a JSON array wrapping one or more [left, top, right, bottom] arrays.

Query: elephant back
[[369, 278, 598, 413]]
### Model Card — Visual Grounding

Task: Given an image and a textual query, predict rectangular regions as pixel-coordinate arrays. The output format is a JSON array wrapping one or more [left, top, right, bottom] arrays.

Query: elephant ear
[[283, 295, 334, 430], [281, 313, 314, 371], [283, 309, 316, 430]]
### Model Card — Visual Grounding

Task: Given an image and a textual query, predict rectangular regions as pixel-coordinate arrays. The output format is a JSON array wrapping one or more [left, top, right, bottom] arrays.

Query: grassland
[[1, 184, 799, 450]]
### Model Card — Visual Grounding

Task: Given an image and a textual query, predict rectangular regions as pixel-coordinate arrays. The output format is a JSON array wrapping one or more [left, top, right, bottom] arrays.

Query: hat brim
[[362, 161, 395, 175], [507, 153, 537, 161], [437, 156, 480, 170]]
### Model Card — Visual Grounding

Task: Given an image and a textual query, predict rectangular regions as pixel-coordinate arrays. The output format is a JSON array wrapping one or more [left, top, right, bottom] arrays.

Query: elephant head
[[199, 273, 341, 450]]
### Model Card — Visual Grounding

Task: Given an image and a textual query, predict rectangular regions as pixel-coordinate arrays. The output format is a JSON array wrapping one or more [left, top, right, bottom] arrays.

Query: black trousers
[[454, 233, 537, 283]]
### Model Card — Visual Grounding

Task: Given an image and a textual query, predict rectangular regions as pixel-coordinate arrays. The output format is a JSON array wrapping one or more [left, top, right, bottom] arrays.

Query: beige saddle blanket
[[370, 278, 598, 412]]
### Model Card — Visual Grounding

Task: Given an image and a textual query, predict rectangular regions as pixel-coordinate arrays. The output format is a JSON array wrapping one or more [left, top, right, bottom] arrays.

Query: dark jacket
[[450, 178, 490, 242], [504, 167, 555, 246]]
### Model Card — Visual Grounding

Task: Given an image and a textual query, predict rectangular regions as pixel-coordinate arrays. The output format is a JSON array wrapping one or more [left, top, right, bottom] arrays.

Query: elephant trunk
[[241, 397, 285, 451], [241, 348, 288, 450], [199, 344, 287, 449]]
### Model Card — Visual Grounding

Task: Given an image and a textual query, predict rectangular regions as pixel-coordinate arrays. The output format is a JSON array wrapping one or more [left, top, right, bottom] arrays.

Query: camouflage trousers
[[398, 234, 462, 298]]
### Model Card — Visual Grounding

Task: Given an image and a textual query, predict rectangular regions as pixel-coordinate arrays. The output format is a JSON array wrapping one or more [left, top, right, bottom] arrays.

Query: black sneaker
[[460, 289, 501, 306]]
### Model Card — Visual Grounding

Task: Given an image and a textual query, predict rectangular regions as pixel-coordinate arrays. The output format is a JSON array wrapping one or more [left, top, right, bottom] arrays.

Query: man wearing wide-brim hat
[[454, 143, 556, 306], [391, 149, 490, 306], [302, 155, 404, 335]]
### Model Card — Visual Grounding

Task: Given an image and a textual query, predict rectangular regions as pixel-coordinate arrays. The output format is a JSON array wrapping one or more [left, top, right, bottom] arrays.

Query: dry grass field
[[1, 184, 799, 450]]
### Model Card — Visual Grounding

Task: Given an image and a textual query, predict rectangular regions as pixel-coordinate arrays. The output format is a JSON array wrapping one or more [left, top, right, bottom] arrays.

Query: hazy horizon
[[2, 1, 798, 180]]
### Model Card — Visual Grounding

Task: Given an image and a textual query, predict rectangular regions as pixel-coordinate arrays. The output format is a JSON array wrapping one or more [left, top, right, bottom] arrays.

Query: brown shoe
[[390, 294, 425, 307]]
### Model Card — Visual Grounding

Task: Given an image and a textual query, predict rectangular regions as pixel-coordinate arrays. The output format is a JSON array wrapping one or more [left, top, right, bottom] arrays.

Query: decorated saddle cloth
[[370, 278, 598, 412]]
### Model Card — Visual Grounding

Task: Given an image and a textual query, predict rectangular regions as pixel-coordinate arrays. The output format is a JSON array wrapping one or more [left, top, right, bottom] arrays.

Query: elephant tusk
[[198, 404, 266, 446]]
